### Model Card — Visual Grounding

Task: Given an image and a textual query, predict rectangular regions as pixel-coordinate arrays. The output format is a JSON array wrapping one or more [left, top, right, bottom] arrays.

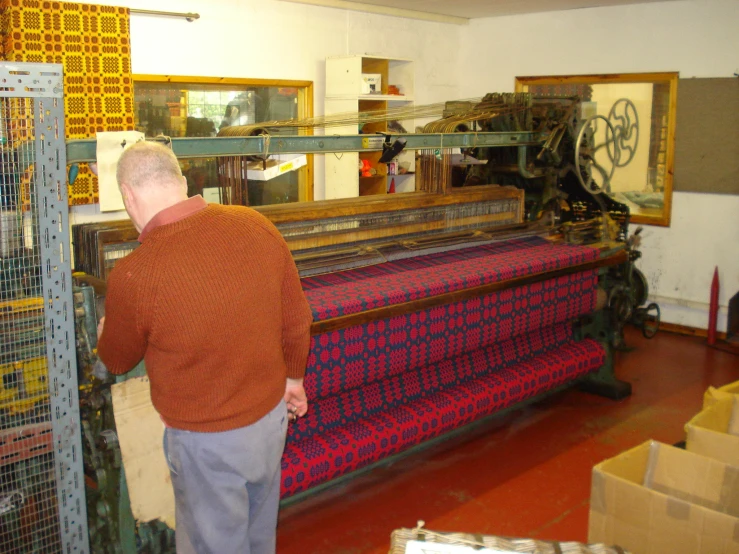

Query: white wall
[[71, 0, 462, 223], [73, 0, 738, 333], [459, 0, 739, 332]]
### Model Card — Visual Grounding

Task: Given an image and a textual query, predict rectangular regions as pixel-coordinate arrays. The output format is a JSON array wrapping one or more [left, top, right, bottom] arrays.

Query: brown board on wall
[[674, 78, 739, 195]]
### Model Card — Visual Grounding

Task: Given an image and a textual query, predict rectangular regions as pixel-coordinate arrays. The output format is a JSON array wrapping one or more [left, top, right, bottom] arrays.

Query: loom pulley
[[607, 98, 639, 167], [574, 114, 617, 195]]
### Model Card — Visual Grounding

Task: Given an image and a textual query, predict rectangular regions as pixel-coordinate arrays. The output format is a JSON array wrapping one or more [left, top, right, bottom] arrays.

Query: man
[[97, 141, 313, 554]]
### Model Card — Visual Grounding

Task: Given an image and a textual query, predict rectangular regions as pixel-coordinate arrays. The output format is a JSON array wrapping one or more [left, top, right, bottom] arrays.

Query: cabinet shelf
[[325, 55, 415, 199]]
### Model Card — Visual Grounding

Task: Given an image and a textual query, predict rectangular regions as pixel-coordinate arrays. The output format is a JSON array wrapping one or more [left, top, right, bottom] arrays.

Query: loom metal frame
[[65, 132, 543, 163]]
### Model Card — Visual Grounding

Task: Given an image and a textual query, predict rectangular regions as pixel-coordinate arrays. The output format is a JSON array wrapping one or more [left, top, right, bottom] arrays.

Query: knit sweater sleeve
[[280, 243, 312, 379], [97, 260, 148, 375]]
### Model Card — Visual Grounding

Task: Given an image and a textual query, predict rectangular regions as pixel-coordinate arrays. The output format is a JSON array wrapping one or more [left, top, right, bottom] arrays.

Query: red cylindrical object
[[708, 266, 720, 345]]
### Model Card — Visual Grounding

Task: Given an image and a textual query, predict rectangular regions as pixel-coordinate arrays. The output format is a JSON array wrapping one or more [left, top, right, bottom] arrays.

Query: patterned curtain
[[0, 0, 135, 205]]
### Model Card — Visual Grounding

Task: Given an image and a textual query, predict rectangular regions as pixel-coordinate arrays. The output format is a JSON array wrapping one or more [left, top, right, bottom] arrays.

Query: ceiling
[[280, 0, 678, 24]]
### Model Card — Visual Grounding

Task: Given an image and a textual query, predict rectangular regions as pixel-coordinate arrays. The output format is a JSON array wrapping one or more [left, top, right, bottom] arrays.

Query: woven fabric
[[301, 237, 599, 321], [290, 323, 573, 442], [281, 338, 606, 497], [0, 0, 134, 205], [306, 271, 597, 401]]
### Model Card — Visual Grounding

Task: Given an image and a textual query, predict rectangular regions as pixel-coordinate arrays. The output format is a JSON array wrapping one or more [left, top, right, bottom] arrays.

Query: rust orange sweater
[[97, 202, 313, 432]]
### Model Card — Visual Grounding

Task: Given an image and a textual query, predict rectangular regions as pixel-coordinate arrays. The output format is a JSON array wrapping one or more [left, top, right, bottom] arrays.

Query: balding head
[[115, 141, 189, 232], [116, 141, 184, 190]]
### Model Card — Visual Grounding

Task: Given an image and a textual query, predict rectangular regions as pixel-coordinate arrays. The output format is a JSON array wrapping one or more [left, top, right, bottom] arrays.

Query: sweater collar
[[138, 195, 208, 242]]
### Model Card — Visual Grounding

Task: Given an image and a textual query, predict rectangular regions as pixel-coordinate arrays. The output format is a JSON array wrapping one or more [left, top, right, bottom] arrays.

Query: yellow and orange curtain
[[0, 0, 135, 204]]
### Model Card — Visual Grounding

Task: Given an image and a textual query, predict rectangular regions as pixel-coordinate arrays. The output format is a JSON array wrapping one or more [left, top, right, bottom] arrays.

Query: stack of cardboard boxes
[[588, 381, 739, 553]]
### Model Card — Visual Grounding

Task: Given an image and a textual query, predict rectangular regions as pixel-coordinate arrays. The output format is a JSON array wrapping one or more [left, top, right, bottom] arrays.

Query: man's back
[[98, 204, 313, 432], [99, 142, 310, 553]]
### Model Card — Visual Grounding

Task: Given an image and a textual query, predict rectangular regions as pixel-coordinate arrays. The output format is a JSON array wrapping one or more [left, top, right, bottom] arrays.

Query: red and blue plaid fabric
[[301, 237, 599, 320], [281, 337, 605, 497], [290, 324, 574, 441], [305, 273, 597, 401], [281, 239, 605, 498]]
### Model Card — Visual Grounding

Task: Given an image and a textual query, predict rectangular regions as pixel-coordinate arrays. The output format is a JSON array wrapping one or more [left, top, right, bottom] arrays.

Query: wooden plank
[[660, 322, 727, 341], [660, 74, 679, 226], [360, 121, 388, 134], [133, 74, 313, 88], [516, 72, 679, 89], [358, 176, 387, 197], [283, 210, 518, 250], [258, 186, 522, 223], [300, 83, 315, 202], [72, 187, 525, 275], [358, 100, 387, 112], [86, 185, 521, 226]]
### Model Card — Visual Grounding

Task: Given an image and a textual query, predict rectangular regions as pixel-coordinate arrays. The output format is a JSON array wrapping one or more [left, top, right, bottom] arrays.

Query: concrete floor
[[276, 327, 739, 553]]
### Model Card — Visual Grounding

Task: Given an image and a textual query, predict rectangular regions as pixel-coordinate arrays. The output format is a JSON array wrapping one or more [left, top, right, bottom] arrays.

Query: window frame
[[132, 74, 315, 203], [515, 72, 678, 227]]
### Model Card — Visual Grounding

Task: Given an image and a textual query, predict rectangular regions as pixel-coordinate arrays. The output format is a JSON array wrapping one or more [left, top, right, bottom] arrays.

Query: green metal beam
[[65, 131, 543, 163]]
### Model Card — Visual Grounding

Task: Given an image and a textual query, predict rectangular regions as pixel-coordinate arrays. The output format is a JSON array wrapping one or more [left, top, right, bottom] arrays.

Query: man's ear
[[120, 182, 134, 207], [120, 182, 142, 231]]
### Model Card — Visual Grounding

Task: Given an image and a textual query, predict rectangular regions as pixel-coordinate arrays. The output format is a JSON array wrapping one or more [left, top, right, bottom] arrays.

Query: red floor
[[276, 328, 739, 553]]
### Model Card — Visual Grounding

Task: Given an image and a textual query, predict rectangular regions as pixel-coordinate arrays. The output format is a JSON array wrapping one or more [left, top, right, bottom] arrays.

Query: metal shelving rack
[[0, 62, 88, 553]]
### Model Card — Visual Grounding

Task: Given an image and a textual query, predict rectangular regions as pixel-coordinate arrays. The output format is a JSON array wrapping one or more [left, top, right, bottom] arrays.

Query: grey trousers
[[163, 400, 288, 554]]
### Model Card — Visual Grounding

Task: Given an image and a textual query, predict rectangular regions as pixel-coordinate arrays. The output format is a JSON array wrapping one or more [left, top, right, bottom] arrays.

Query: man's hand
[[97, 316, 105, 340], [284, 378, 308, 422]]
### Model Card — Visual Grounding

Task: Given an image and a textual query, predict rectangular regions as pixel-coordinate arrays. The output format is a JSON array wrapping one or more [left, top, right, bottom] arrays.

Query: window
[[133, 76, 314, 206], [515, 73, 677, 227]]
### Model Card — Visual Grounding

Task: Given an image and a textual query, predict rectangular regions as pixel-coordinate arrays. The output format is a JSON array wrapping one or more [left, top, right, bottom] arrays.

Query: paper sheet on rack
[[96, 131, 145, 212], [111, 376, 175, 528]]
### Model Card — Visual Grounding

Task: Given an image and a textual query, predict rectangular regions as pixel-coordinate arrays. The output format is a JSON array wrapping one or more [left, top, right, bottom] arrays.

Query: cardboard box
[[704, 380, 739, 409], [686, 395, 739, 466], [588, 440, 739, 554], [246, 154, 307, 181], [112, 377, 174, 527]]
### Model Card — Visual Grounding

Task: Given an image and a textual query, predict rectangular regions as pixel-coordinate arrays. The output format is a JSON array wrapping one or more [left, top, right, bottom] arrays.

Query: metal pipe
[[66, 132, 543, 163], [517, 145, 538, 179], [129, 9, 199, 22]]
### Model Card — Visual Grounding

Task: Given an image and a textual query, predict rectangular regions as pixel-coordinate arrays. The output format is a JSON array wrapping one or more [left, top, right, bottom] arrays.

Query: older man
[[97, 141, 312, 554]]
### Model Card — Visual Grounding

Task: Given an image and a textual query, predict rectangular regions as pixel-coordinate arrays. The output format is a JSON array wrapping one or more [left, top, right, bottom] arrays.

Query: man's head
[[116, 141, 188, 232]]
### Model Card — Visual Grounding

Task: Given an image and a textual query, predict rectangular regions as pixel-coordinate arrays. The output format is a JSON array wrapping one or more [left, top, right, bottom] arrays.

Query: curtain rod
[[129, 9, 200, 22]]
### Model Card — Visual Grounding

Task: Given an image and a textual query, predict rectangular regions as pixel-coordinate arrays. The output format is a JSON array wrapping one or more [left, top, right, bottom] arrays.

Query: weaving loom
[[217, 94, 650, 499], [61, 92, 659, 549], [73, 192, 624, 501], [239, 183, 629, 497], [283, 237, 606, 496]]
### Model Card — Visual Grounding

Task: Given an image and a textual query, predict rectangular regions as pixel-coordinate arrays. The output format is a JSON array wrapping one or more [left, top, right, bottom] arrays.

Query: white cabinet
[[325, 55, 415, 199]]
